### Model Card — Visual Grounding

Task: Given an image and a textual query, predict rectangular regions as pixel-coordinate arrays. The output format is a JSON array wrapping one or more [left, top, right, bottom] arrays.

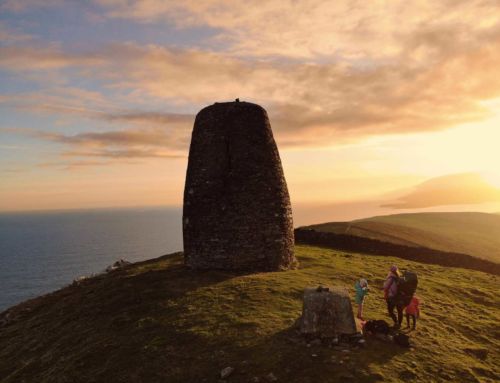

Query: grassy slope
[[306, 212, 500, 263], [1, 246, 499, 383]]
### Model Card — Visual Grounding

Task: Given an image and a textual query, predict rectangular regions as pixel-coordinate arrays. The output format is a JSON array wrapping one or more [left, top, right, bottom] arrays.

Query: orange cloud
[[63, 148, 185, 159], [94, 0, 500, 59], [0, 46, 104, 71], [3, 125, 188, 160], [382, 173, 500, 209], [2, 2, 500, 151]]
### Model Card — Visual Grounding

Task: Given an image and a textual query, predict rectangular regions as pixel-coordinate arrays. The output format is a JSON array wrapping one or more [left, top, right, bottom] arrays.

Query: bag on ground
[[363, 319, 391, 335]]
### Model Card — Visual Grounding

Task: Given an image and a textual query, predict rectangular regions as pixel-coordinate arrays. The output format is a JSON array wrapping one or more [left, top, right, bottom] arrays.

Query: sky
[[1, 0, 500, 223]]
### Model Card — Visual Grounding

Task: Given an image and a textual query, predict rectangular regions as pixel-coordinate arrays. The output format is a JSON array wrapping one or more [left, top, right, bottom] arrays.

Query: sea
[[0, 207, 183, 312]]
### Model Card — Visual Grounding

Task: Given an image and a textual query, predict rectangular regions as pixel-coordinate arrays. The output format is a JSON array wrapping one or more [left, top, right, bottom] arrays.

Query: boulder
[[220, 367, 234, 379], [299, 286, 357, 338], [105, 259, 131, 272]]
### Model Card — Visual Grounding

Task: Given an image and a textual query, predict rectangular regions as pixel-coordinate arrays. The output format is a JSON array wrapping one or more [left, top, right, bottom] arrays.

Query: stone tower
[[183, 101, 295, 271]]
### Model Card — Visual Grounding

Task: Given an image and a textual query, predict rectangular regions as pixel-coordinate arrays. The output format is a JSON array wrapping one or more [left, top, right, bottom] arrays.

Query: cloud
[[0, 45, 104, 71], [2, 125, 188, 160], [382, 173, 500, 209], [94, 0, 500, 59], [101, 111, 193, 125], [0, 0, 64, 13], [38, 160, 112, 170], [0, 86, 190, 126], [37, 128, 187, 149], [2, 2, 500, 150], [0, 23, 33, 43], [1, 87, 194, 161], [63, 148, 185, 159], [3, 26, 500, 149]]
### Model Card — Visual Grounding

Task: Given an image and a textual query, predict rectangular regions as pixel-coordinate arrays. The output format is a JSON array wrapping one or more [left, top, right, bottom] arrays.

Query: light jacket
[[355, 280, 369, 304], [383, 272, 399, 299]]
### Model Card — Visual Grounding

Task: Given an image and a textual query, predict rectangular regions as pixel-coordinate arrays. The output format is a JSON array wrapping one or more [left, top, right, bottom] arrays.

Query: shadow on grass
[[215, 325, 408, 383]]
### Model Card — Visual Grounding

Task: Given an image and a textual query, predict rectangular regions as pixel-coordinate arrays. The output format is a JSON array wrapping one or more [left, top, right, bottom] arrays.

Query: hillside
[[1, 246, 498, 383], [304, 212, 500, 263]]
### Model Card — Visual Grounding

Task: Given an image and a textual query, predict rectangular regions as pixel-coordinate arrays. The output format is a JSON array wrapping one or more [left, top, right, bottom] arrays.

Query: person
[[354, 278, 369, 320], [383, 265, 403, 328], [405, 295, 420, 330]]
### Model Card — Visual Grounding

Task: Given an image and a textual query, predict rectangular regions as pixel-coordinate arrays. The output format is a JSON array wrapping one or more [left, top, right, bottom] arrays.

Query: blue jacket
[[355, 281, 369, 304]]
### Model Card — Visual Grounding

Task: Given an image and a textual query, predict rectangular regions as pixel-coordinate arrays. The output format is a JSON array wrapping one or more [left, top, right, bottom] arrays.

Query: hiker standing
[[405, 295, 420, 330], [383, 265, 403, 328], [354, 278, 369, 320]]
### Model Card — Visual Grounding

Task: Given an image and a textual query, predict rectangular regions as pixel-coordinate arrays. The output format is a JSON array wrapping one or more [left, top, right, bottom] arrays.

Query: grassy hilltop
[[1, 245, 498, 383], [305, 212, 500, 263]]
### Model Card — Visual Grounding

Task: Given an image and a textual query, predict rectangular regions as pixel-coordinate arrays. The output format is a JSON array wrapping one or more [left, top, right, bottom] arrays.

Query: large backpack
[[363, 319, 391, 335], [396, 271, 418, 306]]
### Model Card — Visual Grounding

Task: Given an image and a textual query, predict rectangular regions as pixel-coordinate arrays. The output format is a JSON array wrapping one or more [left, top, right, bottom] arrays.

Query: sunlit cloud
[[0, 45, 104, 71], [1, 90, 194, 128], [94, 0, 500, 59], [2, 125, 188, 160], [2, 21, 500, 149], [2, 1, 500, 212], [63, 148, 185, 159], [0, 0, 64, 13], [38, 160, 112, 170], [382, 173, 500, 209]]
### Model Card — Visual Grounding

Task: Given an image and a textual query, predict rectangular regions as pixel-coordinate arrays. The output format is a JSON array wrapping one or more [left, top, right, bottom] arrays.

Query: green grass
[[306, 212, 500, 263], [1, 246, 499, 382]]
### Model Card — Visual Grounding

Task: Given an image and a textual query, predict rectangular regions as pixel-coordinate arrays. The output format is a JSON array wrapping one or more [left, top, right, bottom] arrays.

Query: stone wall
[[183, 101, 296, 271], [295, 228, 500, 275]]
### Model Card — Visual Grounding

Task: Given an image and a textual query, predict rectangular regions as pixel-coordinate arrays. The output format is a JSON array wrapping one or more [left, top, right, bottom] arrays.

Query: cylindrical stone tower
[[183, 101, 296, 271]]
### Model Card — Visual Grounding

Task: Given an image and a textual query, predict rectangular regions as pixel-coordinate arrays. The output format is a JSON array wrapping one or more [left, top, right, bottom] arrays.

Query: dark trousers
[[387, 298, 403, 326]]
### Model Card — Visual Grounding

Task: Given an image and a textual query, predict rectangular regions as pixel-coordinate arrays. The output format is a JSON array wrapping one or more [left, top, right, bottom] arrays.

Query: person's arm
[[383, 278, 390, 290]]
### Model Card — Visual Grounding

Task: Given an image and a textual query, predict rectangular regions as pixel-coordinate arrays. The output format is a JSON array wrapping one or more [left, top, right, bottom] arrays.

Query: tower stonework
[[183, 101, 296, 271]]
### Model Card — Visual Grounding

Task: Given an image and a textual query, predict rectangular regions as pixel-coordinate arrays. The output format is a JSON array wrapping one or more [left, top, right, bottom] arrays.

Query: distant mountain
[[303, 212, 500, 263], [381, 173, 500, 209]]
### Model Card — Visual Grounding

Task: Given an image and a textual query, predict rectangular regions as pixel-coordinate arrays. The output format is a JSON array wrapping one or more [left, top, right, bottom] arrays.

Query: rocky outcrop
[[183, 101, 295, 271], [299, 286, 357, 338]]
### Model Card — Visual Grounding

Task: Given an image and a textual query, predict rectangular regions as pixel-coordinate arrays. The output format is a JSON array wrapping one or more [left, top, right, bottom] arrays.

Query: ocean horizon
[[0, 207, 183, 312]]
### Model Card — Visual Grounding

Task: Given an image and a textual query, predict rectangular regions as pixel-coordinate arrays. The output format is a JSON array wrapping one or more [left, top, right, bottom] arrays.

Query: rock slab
[[299, 286, 357, 337], [183, 101, 295, 271]]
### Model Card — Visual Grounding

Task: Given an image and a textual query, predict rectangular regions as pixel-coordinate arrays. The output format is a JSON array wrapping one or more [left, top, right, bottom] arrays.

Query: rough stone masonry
[[183, 101, 296, 271], [300, 287, 357, 338]]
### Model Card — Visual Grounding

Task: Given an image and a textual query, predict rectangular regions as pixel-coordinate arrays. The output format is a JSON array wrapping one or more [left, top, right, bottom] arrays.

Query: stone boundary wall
[[295, 228, 500, 275]]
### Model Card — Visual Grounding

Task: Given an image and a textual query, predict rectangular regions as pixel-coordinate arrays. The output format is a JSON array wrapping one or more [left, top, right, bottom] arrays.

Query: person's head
[[390, 265, 399, 275], [359, 278, 368, 288]]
